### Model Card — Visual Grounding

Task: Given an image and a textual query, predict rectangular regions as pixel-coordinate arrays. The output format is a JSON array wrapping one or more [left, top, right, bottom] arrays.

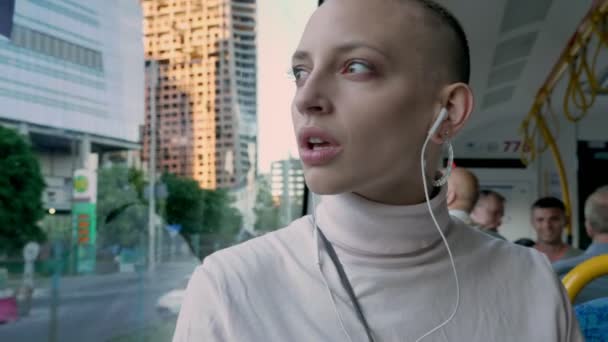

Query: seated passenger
[[470, 190, 507, 240], [446, 167, 479, 226], [531, 197, 583, 262], [173, 1, 582, 341], [554, 186, 608, 304]]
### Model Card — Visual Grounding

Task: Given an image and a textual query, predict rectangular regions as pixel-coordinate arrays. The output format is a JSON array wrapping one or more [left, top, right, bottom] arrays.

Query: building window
[[11, 24, 104, 72]]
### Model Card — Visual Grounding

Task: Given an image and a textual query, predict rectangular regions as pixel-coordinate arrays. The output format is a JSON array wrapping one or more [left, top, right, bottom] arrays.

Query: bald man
[[471, 190, 507, 240], [447, 169, 507, 239], [447, 167, 479, 226]]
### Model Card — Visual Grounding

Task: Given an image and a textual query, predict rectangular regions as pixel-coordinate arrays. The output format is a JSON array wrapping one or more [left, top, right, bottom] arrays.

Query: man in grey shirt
[[531, 197, 583, 262], [554, 185, 608, 304]]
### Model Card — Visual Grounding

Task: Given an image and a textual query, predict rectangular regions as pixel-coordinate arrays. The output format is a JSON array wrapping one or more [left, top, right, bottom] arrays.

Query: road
[[0, 260, 198, 342]]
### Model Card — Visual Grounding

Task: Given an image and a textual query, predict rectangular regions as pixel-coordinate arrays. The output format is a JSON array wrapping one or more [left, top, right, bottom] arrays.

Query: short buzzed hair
[[448, 167, 479, 211], [585, 185, 608, 234], [532, 197, 566, 212], [410, 0, 471, 84], [477, 190, 505, 205], [318, 0, 471, 84]]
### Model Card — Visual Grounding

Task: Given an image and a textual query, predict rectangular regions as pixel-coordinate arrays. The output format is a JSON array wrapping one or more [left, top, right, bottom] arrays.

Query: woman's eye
[[290, 67, 310, 83], [342, 61, 372, 74]]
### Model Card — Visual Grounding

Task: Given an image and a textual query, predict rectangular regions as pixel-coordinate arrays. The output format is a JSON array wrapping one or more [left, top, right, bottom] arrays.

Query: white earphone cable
[[414, 126, 460, 342], [310, 108, 460, 342]]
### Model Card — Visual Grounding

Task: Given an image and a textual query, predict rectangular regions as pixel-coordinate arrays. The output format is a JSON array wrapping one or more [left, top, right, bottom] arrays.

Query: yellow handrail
[[521, 109, 574, 239], [562, 255, 608, 302], [520, 0, 608, 241], [537, 114, 572, 235]]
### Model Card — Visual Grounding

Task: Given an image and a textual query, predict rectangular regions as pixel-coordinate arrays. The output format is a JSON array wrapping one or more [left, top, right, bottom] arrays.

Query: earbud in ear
[[428, 107, 448, 137]]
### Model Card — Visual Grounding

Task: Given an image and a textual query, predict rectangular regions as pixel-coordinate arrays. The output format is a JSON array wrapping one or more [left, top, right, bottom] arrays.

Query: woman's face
[[291, 0, 443, 203]]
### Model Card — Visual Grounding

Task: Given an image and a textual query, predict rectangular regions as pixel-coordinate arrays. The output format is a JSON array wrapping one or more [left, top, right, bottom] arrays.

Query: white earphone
[[428, 107, 449, 137]]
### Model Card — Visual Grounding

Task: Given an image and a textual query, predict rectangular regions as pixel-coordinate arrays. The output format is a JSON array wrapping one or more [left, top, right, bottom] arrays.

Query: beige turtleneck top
[[173, 187, 581, 341]]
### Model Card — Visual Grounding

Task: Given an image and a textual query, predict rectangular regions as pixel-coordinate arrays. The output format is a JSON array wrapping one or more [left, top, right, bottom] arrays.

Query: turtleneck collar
[[315, 186, 450, 257]]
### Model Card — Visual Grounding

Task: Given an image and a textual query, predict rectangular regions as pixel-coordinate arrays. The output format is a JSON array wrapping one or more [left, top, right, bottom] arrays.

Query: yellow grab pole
[[533, 111, 573, 241], [562, 255, 608, 301], [520, 1, 608, 243]]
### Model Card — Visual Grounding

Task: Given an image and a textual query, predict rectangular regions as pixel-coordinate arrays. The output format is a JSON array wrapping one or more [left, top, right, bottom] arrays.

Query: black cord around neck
[[317, 227, 375, 342]]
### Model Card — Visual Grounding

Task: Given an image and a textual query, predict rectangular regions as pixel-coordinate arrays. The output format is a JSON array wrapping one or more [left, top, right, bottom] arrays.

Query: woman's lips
[[297, 127, 343, 166], [299, 144, 343, 166]]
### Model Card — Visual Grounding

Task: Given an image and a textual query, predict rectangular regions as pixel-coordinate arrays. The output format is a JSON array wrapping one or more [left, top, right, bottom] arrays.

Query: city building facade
[[0, 0, 145, 212], [271, 158, 305, 222], [141, 0, 257, 190]]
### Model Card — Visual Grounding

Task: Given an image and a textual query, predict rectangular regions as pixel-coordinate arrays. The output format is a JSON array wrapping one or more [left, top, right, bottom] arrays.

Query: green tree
[[253, 177, 281, 233], [0, 126, 46, 255], [201, 189, 242, 243], [163, 173, 204, 238], [96, 166, 147, 248], [163, 173, 242, 259]]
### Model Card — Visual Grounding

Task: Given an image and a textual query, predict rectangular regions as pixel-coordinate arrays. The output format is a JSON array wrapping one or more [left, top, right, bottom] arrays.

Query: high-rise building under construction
[[141, 0, 257, 189]]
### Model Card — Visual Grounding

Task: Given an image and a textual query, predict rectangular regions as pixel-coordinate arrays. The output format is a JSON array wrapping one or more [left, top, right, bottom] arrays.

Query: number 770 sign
[[503, 140, 531, 153]]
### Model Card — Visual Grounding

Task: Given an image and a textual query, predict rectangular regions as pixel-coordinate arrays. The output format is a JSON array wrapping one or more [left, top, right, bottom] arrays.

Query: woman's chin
[[307, 185, 340, 195], [304, 171, 351, 195]]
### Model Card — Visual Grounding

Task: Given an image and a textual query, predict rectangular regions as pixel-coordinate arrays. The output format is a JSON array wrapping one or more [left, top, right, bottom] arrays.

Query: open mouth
[[297, 127, 343, 166], [298, 127, 340, 150], [306, 137, 336, 150]]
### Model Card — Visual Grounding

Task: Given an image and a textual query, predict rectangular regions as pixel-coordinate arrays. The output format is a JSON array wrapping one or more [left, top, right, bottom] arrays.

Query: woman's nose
[[293, 74, 333, 117]]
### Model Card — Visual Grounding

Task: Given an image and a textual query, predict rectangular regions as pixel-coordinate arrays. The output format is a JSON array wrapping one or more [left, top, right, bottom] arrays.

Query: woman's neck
[[353, 180, 436, 206], [314, 186, 450, 258]]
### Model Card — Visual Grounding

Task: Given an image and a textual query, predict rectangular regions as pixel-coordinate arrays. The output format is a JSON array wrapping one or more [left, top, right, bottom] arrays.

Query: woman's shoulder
[[452, 220, 572, 311], [450, 218, 551, 269], [201, 215, 315, 282], [176, 216, 319, 340]]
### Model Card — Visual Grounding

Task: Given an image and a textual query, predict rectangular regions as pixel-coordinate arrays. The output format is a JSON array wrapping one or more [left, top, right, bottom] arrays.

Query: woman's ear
[[430, 83, 474, 144]]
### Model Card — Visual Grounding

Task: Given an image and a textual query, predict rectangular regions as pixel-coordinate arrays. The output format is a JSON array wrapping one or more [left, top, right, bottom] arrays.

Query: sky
[[256, 1, 316, 173]]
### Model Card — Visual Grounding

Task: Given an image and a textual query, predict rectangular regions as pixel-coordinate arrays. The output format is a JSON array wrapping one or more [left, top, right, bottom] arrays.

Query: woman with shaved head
[[174, 1, 582, 341]]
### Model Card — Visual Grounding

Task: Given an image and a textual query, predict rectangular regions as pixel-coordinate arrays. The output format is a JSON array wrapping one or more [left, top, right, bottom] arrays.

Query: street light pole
[[147, 60, 159, 272]]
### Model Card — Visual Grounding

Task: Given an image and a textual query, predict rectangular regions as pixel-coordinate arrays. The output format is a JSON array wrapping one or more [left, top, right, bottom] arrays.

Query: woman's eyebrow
[[291, 50, 311, 64], [292, 41, 389, 65], [333, 41, 389, 59]]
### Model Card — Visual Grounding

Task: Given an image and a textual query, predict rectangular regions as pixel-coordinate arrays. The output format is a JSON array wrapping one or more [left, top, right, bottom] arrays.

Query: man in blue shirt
[[554, 185, 608, 304]]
